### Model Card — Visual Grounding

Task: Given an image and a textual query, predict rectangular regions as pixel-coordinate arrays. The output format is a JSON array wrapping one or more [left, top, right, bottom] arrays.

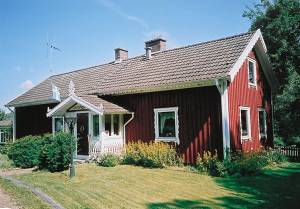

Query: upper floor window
[[240, 106, 251, 140], [154, 107, 179, 143], [248, 58, 256, 87], [258, 108, 267, 138]]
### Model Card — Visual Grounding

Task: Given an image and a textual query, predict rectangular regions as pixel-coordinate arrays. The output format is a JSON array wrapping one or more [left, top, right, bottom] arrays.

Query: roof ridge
[[50, 30, 255, 78]]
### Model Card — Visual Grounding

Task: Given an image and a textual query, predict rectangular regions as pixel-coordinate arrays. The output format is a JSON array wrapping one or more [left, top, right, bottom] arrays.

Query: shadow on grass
[[147, 163, 300, 209]]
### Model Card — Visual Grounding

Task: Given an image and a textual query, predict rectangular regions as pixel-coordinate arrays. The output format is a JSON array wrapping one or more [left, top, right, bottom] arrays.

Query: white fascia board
[[229, 29, 278, 92], [46, 95, 103, 117]]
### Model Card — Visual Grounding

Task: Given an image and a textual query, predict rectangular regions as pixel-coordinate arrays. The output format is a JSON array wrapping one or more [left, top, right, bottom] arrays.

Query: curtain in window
[[158, 112, 175, 137]]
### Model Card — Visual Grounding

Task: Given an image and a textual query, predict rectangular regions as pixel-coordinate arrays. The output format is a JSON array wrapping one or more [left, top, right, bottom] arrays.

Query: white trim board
[[47, 95, 103, 117]]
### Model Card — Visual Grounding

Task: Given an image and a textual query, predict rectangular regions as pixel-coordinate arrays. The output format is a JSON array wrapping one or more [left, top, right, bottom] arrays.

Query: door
[[77, 113, 89, 155]]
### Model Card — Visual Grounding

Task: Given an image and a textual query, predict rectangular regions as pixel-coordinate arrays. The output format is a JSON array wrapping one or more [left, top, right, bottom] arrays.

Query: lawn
[[11, 162, 300, 209]]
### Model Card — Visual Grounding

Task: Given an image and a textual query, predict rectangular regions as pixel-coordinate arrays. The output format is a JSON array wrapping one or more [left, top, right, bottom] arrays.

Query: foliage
[[7, 135, 43, 168], [97, 153, 121, 167], [195, 149, 286, 177], [225, 150, 287, 176], [0, 154, 14, 169], [0, 143, 12, 155], [243, 0, 300, 144], [123, 141, 183, 168], [196, 151, 227, 177], [0, 109, 12, 121], [40, 132, 76, 172]]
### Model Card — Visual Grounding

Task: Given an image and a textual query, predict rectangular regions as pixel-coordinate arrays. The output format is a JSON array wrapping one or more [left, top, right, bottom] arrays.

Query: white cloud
[[144, 31, 180, 49], [19, 80, 34, 91], [97, 0, 149, 29]]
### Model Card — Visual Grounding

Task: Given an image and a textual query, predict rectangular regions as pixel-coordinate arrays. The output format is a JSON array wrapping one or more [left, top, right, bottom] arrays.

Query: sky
[[0, 0, 258, 111]]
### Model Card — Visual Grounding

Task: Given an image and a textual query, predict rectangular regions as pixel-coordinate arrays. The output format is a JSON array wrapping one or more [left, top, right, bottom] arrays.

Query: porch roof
[[46, 94, 130, 117]]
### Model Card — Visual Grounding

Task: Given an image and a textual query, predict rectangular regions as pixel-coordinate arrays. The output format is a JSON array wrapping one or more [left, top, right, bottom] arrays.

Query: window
[[93, 115, 100, 137], [104, 114, 120, 136], [248, 58, 256, 86], [240, 107, 251, 140], [54, 117, 64, 132], [258, 109, 267, 137], [154, 107, 179, 143], [0, 131, 4, 143]]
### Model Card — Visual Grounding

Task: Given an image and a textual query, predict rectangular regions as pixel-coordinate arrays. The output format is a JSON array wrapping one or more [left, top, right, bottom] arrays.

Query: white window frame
[[239, 106, 251, 140], [154, 107, 179, 144], [258, 108, 267, 139], [52, 116, 65, 133], [104, 114, 121, 137], [247, 58, 257, 88]]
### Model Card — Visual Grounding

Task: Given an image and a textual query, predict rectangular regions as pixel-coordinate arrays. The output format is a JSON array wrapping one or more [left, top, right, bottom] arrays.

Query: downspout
[[123, 113, 134, 147], [6, 106, 16, 142], [270, 89, 275, 147]]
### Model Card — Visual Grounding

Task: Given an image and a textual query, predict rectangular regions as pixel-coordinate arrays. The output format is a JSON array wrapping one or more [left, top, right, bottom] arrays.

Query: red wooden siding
[[228, 50, 273, 152], [103, 86, 223, 164], [16, 103, 57, 139]]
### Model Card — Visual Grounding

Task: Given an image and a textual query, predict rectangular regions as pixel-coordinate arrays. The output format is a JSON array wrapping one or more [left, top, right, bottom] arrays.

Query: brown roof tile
[[7, 31, 255, 107]]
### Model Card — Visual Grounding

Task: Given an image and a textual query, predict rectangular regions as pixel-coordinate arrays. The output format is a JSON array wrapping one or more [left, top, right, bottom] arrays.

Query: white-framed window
[[239, 106, 251, 140], [104, 114, 120, 136], [258, 108, 267, 138], [93, 115, 100, 137], [248, 58, 257, 87], [154, 107, 179, 143], [0, 131, 4, 143], [53, 117, 64, 133]]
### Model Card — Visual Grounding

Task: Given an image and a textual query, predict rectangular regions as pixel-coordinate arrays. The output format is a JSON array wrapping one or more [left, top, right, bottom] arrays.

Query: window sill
[[241, 137, 252, 142], [248, 84, 256, 88], [155, 138, 178, 143]]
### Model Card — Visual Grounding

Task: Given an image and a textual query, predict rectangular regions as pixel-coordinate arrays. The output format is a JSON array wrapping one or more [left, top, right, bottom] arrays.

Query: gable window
[[248, 58, 256, 87], [154, 107, 179, 143], [54, 117, 64, 133], [93, 115, 100, 137], [240, 107, 251, 140], [258, 108, 267, 138], [104, 114, 120, 136]]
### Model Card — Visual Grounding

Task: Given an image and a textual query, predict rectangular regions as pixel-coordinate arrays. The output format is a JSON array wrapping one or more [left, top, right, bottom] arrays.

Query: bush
[[196, 151, 226, 176], [0, 143, 12, 155], [40, 132, 76, 172], [123, 141, 183, 168], [97, 153, 121, 167], [7, 135, 43, 168]]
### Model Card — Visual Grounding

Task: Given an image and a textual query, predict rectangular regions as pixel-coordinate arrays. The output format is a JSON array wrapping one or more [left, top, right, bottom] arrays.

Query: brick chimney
[[114, 48, 128, 62], [145, 38, 166, 52]]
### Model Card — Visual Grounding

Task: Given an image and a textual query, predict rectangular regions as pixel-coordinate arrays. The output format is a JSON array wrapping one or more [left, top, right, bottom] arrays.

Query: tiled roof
[[7, 31, 255, 107]]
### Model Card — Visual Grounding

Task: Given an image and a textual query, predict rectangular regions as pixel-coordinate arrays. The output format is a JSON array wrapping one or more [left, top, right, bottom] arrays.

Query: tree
[[0, 109, 6, 121], [244, 0, 300, 144]]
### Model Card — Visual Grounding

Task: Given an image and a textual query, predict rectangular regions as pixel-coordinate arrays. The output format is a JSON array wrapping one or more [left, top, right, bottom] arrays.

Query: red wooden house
[[6, 29, 278, 163]]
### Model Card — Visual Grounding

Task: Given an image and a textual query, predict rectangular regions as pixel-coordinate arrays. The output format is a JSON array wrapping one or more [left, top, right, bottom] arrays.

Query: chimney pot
[[114, 48, 128, 62], [145, 38, 166, 52]]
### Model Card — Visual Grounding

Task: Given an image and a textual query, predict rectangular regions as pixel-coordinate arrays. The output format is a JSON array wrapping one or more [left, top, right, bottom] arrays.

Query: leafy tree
[[244, 0, 300, 144], [0, 109, 6, 121]]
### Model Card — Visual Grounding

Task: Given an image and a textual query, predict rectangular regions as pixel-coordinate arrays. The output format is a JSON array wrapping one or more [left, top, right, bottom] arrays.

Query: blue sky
[[0, 0, 258, 111]]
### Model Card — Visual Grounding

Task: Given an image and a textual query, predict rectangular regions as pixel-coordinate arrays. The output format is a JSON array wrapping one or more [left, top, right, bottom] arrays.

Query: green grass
[[0, 154, 14, 169], [0, 178, 51, 209], [12, 162, 300, 209]]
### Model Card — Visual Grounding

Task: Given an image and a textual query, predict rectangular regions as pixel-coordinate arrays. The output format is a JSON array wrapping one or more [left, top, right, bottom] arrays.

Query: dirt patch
[[0, 168, 35, 177], [0, 187, 19, 209]]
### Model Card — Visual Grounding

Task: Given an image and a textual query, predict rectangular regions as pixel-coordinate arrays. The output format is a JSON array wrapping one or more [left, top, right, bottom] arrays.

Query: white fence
[[90, 137, 123, 159]]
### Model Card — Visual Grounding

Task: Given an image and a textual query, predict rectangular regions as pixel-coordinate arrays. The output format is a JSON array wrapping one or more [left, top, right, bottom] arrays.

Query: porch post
[[216, 79, 231, 159]]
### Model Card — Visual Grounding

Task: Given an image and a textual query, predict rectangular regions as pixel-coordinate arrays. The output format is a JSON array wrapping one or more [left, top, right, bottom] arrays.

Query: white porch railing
[[89, 137, 124, 159]]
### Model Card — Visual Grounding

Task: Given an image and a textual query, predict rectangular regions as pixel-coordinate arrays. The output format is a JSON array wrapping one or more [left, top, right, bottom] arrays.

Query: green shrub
[[97, 153, 121, 167], [123, 141, 183, 168], [7, 135, 43, 168], [196, 151, 224, 176], [40, 132, 76, 172], [0, 143, 12, 155]]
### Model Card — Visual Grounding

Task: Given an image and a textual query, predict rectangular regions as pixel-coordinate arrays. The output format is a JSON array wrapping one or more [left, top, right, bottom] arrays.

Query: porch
[[46, 84, 131, 159]]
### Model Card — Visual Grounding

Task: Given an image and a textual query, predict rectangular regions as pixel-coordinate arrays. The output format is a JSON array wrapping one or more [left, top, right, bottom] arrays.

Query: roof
[[7, 30, 272, 107], [0, 120, 12, 128]]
